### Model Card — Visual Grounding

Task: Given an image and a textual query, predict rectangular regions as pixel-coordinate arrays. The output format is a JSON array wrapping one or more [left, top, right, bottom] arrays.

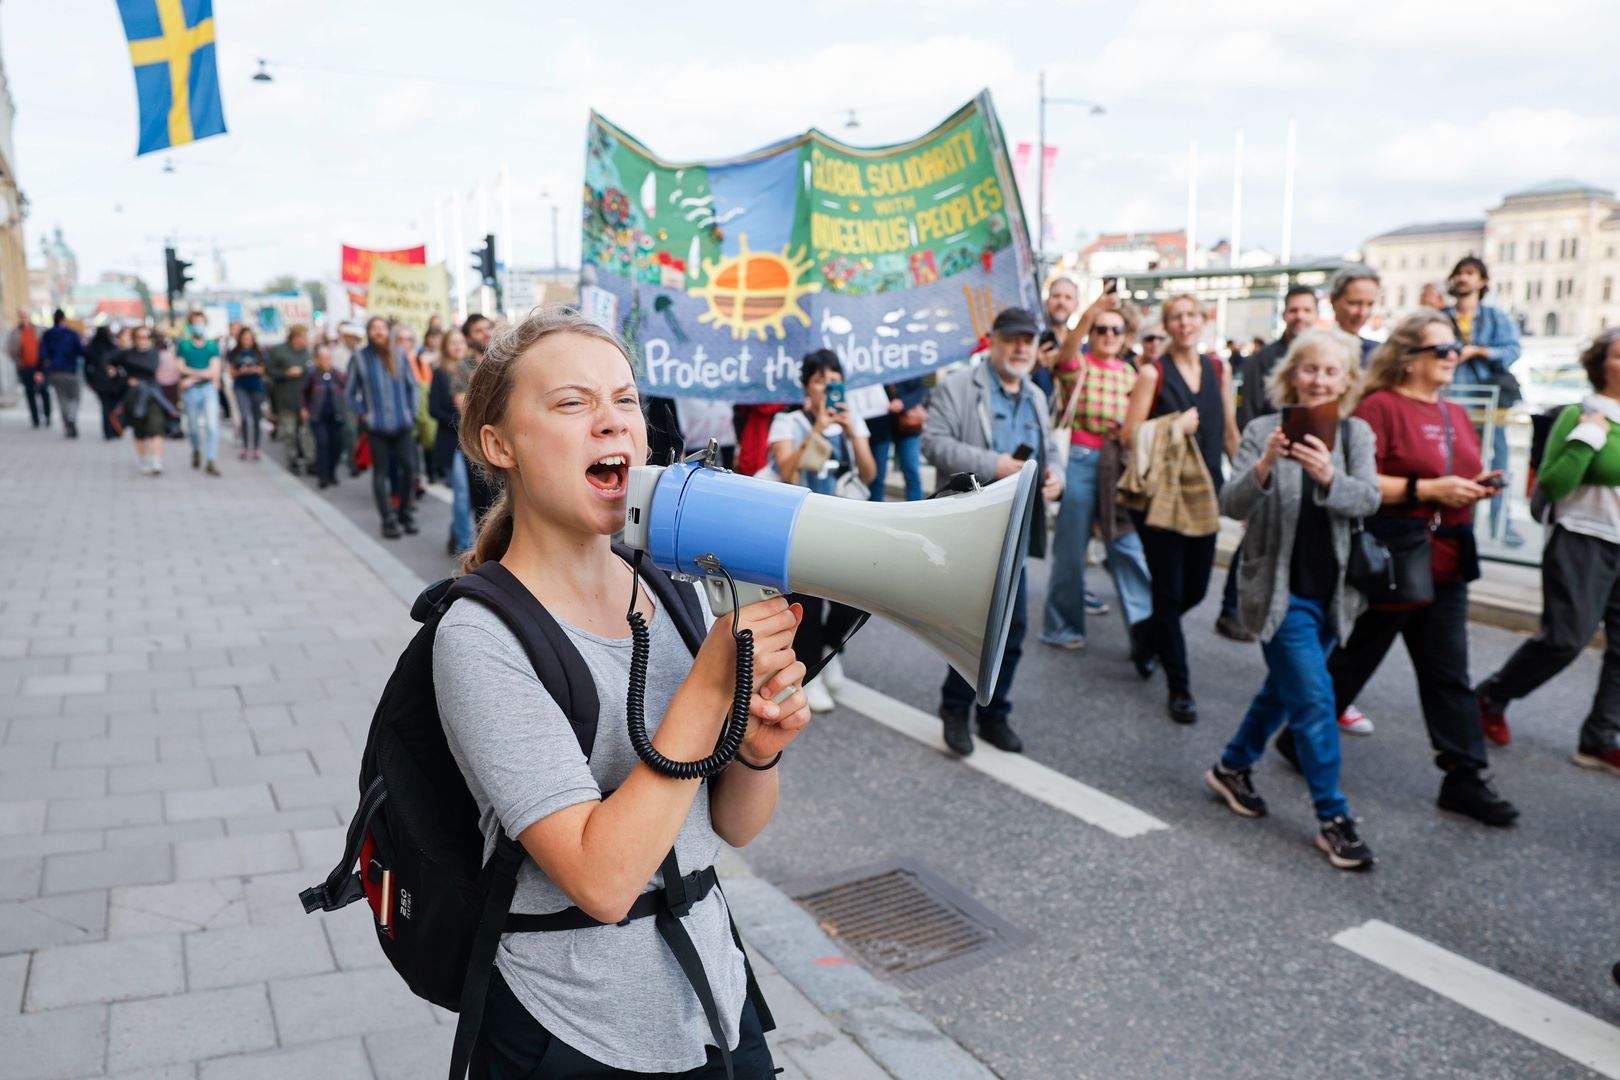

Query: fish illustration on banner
[[582, 91, 1035, 403]]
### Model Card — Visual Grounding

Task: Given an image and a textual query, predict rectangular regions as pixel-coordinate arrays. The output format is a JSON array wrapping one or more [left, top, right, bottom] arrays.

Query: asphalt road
[[277, 444, 1620, 1079]]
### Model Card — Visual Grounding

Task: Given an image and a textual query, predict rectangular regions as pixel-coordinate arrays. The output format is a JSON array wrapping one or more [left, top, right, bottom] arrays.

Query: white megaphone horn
[[621, 453, 1039, 706]]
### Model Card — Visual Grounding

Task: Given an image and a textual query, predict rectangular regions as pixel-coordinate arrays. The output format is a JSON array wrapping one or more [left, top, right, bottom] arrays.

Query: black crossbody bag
[[1346, 405, 1452, 606]]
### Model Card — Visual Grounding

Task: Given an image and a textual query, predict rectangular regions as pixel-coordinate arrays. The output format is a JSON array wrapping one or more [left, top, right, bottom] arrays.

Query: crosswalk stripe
[[834, 680, 1170, 839], [1333, 919, 1620, 1077]]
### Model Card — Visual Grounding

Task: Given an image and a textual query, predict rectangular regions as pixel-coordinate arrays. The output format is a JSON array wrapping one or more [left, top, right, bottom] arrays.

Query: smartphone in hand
[[1012, 443, 1035, 462], [824, 382, 846, 412]]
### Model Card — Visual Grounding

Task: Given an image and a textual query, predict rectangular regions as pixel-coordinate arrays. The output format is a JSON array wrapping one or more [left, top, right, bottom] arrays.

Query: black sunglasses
[[1142, 333, 1167, 342], [1405, 341, 1462, 359], [1092, 325, 1125, 336]]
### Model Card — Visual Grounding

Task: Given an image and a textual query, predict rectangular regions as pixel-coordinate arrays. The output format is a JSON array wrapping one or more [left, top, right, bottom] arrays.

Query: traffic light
[[472, 234, 497, 287], [164, 247, 193, 297]]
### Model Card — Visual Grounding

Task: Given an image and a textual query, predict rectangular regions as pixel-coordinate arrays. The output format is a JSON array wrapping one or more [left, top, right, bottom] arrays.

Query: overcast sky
[[5, 0, 1618, 293]]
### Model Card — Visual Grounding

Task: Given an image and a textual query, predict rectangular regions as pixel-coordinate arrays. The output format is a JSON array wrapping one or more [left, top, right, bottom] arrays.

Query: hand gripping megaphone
[[621, 450, 1039, 708]]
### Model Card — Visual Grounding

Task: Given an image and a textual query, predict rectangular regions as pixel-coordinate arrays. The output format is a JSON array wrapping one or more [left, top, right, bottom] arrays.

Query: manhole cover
[[786, 860, 1028, 990]]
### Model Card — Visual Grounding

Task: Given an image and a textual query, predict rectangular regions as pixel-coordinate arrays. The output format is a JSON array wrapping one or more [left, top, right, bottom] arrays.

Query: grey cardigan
[[919, 361, 1057, 558], [1219, 414, 1382, 643]]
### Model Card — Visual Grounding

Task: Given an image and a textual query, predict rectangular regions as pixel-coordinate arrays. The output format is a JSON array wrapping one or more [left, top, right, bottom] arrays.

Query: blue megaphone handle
[[646, 462, 809, 594]]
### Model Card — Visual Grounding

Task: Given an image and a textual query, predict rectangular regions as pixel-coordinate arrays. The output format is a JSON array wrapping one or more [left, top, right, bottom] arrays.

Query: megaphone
[[622, 453, 1039, 707]]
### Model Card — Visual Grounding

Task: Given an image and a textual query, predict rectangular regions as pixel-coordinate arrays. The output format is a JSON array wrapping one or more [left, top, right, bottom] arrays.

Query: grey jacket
[[920, 361, 1057, 559], [1220, 414, 1382, 643]]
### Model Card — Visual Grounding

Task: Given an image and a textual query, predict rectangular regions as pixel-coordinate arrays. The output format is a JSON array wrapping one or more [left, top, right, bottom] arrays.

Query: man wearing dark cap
[[920, 306, 1065, 756]]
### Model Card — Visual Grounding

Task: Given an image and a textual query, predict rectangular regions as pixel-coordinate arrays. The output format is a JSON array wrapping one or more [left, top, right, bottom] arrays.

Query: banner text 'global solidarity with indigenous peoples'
[[580, 91, 1035, 404]]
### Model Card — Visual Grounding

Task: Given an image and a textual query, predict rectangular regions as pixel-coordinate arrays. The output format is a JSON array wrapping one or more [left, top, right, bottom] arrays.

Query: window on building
[[1418, 254, 1427, 269], [1558, 238, 1567, 259], [1605, 277, 1613, 303], [1398, 285, 1407, 308], [1545, 312, 1559, 336], [1400, 256, 1407, 269], [1555, 280, 1563, 300], [1571, 239, 1578, 260]]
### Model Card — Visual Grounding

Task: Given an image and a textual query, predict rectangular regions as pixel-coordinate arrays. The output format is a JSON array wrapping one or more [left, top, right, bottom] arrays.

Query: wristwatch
[[1406, 475, 1421, 504]]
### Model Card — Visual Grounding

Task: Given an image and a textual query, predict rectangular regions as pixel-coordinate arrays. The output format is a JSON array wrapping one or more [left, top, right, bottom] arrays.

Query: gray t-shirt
[[432, 581, 746, 1072]]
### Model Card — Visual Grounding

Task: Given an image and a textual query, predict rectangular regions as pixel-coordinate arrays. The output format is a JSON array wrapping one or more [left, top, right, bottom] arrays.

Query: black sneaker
[[978, 718, 1023, 754], [1316, 815, 1374, 870], [939, 704, 973, 756], [1215, 611, 1256, 642], [381, 519, 403, 540], [192, 449, 201, 469], [1128, 621, 1156, 680], [1168, 691, 1197, 725], [400, 516, 420, 536], [1205, 763, 1267, 817], [1437, 769, 1520, 827], [1274, 728, 1302, 774]]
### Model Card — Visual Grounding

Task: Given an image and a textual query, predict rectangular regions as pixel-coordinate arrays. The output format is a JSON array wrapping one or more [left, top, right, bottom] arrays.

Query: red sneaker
[[1478, 698, 1512, 747], [1574, 747, 1620, 775]]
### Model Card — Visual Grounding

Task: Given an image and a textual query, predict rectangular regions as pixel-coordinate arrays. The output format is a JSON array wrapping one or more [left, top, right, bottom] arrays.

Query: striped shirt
[[1054, 355, 1136, 450], [346, 345, 418, 435]]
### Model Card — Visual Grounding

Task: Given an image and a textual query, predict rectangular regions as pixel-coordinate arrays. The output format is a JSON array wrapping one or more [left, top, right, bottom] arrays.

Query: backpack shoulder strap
[[615, 543, 705, 657], [447, 562, 599, 761]]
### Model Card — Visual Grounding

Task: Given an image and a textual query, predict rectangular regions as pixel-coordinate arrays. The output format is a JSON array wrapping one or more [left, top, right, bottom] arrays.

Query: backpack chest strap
[[502, 865, 719, 932]]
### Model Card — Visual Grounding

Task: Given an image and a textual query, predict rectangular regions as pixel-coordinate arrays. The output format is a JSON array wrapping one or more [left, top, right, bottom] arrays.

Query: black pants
[[17, 367, 49, 425], [1220, 539, 1243, 618], [311, 415, 345, 484], [1328, 581, 1488, 772], [1137, 524, 1218, 694], [789, 593, 865, 670], [367, 428, 416, 525], [1478, 527, 1620, 753], [941, 568, 1028, 723], [471, 969, 775, 1079], [96, 386, 124, 438]]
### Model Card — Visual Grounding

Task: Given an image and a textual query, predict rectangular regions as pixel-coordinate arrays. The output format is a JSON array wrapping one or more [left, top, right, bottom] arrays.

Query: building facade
[[1364, 179, 1620, 338], [0, 15, 26, 403]]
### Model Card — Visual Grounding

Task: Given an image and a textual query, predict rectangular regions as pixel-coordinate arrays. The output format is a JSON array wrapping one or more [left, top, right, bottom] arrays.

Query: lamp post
[[1037, 70, 1105, 277]]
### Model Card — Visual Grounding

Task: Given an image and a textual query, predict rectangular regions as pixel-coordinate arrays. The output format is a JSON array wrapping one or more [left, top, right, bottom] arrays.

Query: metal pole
[[477, 179, 492, 315], [433, 200, 445, 269], [1036, 70, 1046, 278], [499, 162, 514, 317], [1230, 129, 1244, 269], [1186, 140, 1198, 272], [551, 203, 560, 271], [452, 190, 468, 323], [1280, 119, 1297, 264]]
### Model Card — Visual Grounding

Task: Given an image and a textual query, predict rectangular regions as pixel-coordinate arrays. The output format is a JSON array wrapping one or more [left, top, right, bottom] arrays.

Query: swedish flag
[[117, 0, 227, 155]]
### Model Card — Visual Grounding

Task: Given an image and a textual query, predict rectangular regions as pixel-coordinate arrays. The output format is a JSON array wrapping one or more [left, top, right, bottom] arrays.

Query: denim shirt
[[1443, 302, 1522, 383], [989, 378, 1042, 457]]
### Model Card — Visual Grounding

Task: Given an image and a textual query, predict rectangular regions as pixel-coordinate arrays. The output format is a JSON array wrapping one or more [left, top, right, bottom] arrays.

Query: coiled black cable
[[625, 550, 752, 778]]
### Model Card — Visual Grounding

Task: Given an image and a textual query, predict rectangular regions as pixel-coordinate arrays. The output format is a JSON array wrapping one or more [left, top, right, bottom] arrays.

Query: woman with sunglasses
[[1041, 307, 1154, 664], [1291, 310, 1518, 826]]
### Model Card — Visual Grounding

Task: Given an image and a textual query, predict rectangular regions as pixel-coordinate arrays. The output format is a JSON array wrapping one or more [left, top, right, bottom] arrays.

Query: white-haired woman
[[1205, 329, 1381, 869]]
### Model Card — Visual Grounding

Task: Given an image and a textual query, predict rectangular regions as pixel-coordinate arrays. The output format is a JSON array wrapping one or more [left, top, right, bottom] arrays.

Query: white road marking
[[834, 680, 1169, 839], [421, 481, 453, 505], [1333, 919, 1620, 1078]]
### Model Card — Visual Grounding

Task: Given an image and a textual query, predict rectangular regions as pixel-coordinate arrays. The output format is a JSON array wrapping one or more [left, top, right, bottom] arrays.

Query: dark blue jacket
[[40, 325, 83, 375]]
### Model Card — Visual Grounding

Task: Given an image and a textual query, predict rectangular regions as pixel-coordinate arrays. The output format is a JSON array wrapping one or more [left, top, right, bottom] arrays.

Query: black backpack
[[299, 550, 772, 1080]]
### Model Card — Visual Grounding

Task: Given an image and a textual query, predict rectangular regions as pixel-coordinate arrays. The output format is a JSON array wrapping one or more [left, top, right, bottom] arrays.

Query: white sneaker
[[821, 654, 846, 694], [151, 458, 163, 475], [139, 459, 152, 475], [806, 680, 836, 713], [1337, 704, 1374, 736]]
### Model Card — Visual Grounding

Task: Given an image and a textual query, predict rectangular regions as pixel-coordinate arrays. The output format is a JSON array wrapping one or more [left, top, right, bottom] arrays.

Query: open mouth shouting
[[586, 453, 630, 496]]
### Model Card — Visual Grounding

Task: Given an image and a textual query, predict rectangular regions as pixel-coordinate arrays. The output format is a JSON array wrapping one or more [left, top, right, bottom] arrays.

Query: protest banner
[[365, 261, 450, 334], [581, 91, 1035, 403], [341, 244, 427, 310]]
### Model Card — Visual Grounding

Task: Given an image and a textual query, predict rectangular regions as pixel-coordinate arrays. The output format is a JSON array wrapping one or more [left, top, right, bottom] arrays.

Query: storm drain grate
[[787, 860, 1029, 990]]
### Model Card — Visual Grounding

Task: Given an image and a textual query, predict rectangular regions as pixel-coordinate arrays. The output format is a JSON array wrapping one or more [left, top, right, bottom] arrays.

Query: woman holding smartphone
[[1206, 329, 1381, 869], [768, 350, 877, 711], [1282, 310, 1519, 826], [1122, 294, 1240, 724], [436, 309, 809, 1077]]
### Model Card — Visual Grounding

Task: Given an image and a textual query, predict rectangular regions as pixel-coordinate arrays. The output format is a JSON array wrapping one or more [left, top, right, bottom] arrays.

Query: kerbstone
[[0, 1003, 107, 1080], [269, 968, 436, 1044], [174, 832, 298, 880], [164, 783, 275, 822], [184, 919, 334, 990], [45, 843, 172, 893], [25, 933, 186, 1010], [108, 985, 277, 1072]]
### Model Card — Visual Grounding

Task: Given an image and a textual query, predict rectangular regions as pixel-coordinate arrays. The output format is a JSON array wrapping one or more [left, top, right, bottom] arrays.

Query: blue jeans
[[449, 448, 474, 550], [1041, 446, 1153, 645], [1221, 595, 1350, 820], [942, 570, 1027, 723], [181, 382, 220, 463], [868, 430, 924, 502]]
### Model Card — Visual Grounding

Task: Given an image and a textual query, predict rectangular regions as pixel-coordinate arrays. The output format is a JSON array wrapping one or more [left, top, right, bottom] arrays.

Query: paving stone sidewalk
[[0, 409, 907, 1079]]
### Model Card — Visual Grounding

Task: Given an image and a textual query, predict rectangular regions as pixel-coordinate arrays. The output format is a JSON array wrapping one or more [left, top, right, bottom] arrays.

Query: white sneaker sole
[[806, 686, 836, 714], [1338, 717, 1375, 736], [1204, 769, 1263, 818], [1315, 831, 1374, 871], [1573, 751, 1620, 776]]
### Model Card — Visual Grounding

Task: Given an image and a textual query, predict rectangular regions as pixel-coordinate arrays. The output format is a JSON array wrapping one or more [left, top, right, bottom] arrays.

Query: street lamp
[[1037, 70, 1105, 276], [844, 109, 860, 130], [252, 59, 272, 83]]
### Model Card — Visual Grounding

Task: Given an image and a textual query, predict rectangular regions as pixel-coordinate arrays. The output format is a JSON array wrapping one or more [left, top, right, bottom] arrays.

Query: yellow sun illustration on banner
[[690, 235, 821, 341]]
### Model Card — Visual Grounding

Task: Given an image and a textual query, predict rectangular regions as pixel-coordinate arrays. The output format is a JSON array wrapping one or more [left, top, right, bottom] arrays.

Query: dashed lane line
[[834, 679, 1170, 839], [1333, 919, 1620, 1078]]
